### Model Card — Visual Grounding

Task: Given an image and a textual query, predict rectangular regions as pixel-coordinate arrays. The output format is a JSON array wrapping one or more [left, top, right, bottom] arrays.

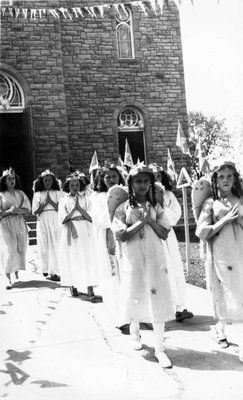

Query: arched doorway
[[117, 107, 146, 164], [0, 71, 34, 199]]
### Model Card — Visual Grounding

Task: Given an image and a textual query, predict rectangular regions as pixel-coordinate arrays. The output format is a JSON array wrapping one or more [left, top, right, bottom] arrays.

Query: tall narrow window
[[116, 7, 134, 59]]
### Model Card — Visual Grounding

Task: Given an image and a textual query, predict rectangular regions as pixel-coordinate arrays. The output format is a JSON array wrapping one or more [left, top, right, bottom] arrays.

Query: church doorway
[[0, 109, 34, 200], [117, 107, 146, 164]]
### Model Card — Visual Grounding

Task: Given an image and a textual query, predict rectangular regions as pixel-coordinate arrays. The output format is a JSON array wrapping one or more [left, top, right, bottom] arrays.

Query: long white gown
[[162, 190, 186, 309], [90, 191, 120, 322], [196, 197, 243, 322], [58, 191, 98, 291], [90, 191, 113, 281], [0, 190, 31, 273], [112, 200, 174, 325], [32, 190, 63, 275]]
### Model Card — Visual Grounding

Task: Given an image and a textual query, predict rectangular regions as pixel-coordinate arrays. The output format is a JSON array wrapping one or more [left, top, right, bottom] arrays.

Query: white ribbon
[[133, 1, 148, 15], [30, 9, 37, 19], [76, 7, 84, 17], [58, 8, 67, 18], [85, 7, 95, 17], [72, 7, 78, 18], [38, 9, 46, 18], [90, 6, 97, 18], [157, 0, 164, 14], [97, 5, 109, 18], [148, 0, 157, 14], [15, 8, 20, 18], [8, 8, 14, 17], [49, 9, 60, 19], [22, 9, 28, 19]]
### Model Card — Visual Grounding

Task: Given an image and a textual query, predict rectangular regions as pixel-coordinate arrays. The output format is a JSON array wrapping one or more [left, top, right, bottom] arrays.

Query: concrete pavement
[[1, 246, 243, 400]]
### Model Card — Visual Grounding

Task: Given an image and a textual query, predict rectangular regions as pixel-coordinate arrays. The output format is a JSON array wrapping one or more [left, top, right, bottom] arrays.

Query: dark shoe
[[175, 309, 193, 322], [51, 275, 60, 282], [217, 338, 229, 348], [6, 283, 12, 290], [215, 327, 229, 348], [43, 273, 48, 277], [70, 286, 79, 297], [88, 294, 95, 302], [116, 324, 130, 335]]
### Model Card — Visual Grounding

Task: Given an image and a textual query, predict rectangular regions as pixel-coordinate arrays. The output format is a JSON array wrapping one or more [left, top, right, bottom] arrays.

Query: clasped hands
[[39, 191, 57, 211], [9, 205, 23, 215], [73, 195, 90, 220]]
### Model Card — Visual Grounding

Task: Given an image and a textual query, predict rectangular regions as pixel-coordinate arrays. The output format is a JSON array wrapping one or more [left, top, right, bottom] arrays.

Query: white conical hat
[[191, 178, 212, 221], [107, 185, 128, 221]]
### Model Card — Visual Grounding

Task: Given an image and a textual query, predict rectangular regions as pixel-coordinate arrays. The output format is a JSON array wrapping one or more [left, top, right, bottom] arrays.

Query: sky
[[178, 0, 243, 126]]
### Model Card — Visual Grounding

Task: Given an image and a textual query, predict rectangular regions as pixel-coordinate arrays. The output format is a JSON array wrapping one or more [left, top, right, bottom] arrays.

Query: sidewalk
[[0, 246, 243, 400]]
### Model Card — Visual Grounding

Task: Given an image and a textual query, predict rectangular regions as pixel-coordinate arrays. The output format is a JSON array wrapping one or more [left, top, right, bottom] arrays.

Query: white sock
[[153, 321, 165, 353]]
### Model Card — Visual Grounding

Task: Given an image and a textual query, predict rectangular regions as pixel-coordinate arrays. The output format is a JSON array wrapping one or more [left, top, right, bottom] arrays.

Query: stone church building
[[0, 0, 189, 198]]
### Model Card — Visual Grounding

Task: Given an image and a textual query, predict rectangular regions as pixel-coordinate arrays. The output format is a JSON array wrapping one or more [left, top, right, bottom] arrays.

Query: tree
[[188, 111, 233, 179]]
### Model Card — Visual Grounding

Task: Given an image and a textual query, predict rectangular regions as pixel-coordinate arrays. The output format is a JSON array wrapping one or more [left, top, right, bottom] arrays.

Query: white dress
[[112, 200, 174, 324], [0, 190, 31, 273], [90, 191, 113, 282], [58, 192, 98, 291], [196, 197, 243, 322], [90, 191, 120, 322], [162, 190, 186, 308], [32, 190, 63, 275]]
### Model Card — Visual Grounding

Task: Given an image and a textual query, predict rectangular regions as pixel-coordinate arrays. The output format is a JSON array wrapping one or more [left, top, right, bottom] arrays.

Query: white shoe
[[155, 351, 172, 368], [131, 336, 143, 351]]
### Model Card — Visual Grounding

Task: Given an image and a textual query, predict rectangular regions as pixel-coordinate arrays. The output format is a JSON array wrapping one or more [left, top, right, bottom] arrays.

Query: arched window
[[0, 72, 25, 112], [116, 7, 134, 59], [117, 107, 145, 163], [118, 108, 144, 130]]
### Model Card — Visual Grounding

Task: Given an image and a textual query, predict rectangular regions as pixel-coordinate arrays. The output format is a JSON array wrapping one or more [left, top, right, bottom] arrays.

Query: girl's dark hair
[[93, 165, 125, 192], [62, 174, 89, 193], [0, 174, 22, 192], [211, 164, 242, 200], [127, 172, 156, 207], [160, 170, 173, 191], [33, 174, 61, 192]]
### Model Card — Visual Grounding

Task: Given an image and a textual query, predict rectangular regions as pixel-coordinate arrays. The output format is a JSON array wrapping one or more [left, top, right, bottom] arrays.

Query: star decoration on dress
[[151, 288, 157, 295]]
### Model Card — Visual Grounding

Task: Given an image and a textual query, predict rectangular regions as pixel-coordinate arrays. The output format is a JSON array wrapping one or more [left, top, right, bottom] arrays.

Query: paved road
[[1, 246, 243, 400]]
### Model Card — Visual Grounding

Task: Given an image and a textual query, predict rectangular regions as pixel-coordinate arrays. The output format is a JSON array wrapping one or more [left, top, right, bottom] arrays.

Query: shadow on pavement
[[1, 349, 70, 388], [5, 349, 32, 363], [166, 347, 243, 371], [11, 280, 60, 290], [166, 315, 214, 332], [140, 345, 243, 371]]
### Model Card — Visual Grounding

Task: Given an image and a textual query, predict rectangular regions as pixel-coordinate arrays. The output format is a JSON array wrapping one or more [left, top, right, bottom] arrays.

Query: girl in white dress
[[112, 165, 174, 368], [196, 161, 243, 361], [151, 164, 193, 322], [90, 164, 125, 313], [0, 168, 31, 289], [32, 170, 62, 281], [58, 173, 98, 299]]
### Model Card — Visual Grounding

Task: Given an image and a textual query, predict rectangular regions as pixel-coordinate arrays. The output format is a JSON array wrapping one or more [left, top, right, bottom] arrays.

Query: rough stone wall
[[0, 0, 69, 178], [58, 0, 189, 172], [0, 0, 189, 178]]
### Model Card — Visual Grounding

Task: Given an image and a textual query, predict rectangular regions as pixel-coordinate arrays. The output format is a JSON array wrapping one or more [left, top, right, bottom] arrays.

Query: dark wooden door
[[0, 108, 34, 200], [118, 130, 145, 164]]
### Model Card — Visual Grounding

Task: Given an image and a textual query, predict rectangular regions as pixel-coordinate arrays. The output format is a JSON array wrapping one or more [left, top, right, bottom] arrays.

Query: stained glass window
[[116, 7, 134, 59]]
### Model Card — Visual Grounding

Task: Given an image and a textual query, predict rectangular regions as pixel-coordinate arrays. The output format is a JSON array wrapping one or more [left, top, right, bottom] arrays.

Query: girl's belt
[[66, 216, 85, 245]]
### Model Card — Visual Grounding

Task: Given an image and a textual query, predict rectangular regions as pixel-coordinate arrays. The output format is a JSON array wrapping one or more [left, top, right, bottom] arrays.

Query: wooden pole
[[182, 186, 190, 274]]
